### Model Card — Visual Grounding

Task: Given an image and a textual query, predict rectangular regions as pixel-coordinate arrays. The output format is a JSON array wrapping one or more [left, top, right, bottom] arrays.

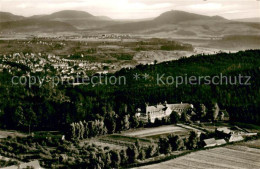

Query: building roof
[[204, 138, 217, 146], [167, 103, 193, 110], [146, 103, 193, 113], [216, 139, 226, 145], [229, 134, 243, 142], [203, 138, 227, 147], [146, 104, 165, 113], [216, 127, 232, 134]]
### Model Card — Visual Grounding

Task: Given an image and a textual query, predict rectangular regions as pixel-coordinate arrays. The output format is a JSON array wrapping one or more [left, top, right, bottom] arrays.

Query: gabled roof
[[146, 103, 193, 114], [167, 103, 193, 110], [146, 104, 166, 113], [204, 138, 217, 145], [203, 138, 226, 147], [229, 134, 243, 142], [216, 139, 226, 145], [162, 106, 171, 111], [216, 127, 232, 134]]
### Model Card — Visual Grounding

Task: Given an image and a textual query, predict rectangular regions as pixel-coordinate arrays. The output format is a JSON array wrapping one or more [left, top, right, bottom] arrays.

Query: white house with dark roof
[[137, 102, 193, 123]]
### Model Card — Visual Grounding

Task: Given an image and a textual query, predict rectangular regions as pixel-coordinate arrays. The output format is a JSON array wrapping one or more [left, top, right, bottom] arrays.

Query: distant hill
[[116, 17, 155, 23], [234, 17, 260, 23], [153, 10, 225, 24], [96, 16, 112, 21], [105, 10, 260, 38], [40, 10, 94, 20], [29, 15, 46, 19], [0, 19, 77, 32], [1, 10, 260, 35], [30, 10, 117, 30], [0, 12, 25, 22], [0, 10, 117, 31], [105, 10, 227, 32]]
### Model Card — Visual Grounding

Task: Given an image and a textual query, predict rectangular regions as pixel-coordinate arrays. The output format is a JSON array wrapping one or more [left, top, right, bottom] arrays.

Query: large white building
[[136, 102, 193, 123]]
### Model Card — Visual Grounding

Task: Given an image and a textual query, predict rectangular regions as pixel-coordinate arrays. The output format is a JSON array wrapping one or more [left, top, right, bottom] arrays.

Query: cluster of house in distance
[[0, 52, 118, 83]]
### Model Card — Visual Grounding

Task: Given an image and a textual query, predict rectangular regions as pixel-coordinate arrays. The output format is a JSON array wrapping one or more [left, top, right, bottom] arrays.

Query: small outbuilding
[[203, 138, 226, 148], [228, 134, 243, 142], [203, 138, 217, 147]]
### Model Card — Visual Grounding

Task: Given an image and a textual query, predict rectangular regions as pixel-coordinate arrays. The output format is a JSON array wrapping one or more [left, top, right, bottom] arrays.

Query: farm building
[[228, 134, 244, 142], [203, 138, 217, 147], [136, 102, 193, 123], [216, 127, 233, 137], [216, 127, 245, 142], [216, 139, 226, 145], [203, 138, 226, 147]]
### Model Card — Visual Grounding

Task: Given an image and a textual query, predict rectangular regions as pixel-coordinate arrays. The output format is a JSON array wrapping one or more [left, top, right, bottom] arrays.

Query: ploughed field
[[123, 125, 188, 138], [134, 145, 260, 169], [81, 125, 195, 150]]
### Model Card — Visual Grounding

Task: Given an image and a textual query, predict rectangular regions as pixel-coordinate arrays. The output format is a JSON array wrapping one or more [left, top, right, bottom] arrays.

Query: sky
[[0, 0, 260, 19]]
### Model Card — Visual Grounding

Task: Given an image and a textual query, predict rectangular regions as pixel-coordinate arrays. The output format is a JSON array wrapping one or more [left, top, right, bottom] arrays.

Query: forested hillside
[[0, 50, 259, 132], [113, 50, 260, 123]]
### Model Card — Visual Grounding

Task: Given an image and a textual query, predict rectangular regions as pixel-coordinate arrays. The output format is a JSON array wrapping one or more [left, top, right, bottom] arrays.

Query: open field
[[80, 125, 196, 150], [133, 50, 194, 64], [98, 134, 152, 147], [134, 145, 260, 169], [237, 139, 260, 149], [145, 131, 188, 140], [176, 124, 205, 133], [123, 125, 188, 138]]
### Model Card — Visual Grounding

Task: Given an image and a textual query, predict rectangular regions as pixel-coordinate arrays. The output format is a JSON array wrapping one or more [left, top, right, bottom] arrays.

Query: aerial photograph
[[0, 0, 260, 168]]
